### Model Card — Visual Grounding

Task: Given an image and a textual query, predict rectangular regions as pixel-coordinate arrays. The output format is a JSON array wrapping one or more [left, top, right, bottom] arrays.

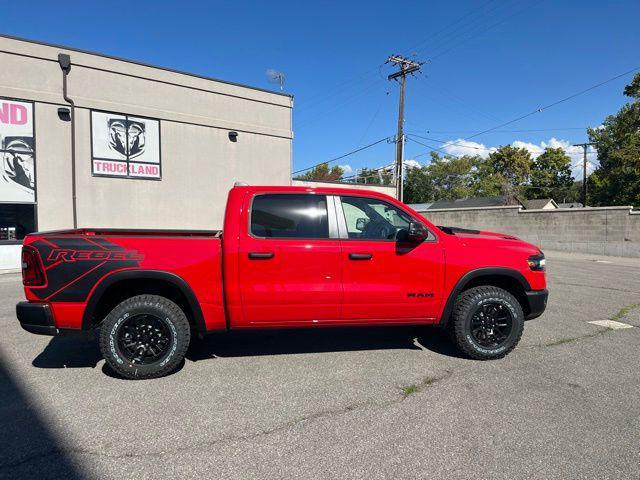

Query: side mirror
[[407, 221, 429, 242], [355, 217, 369, 231]]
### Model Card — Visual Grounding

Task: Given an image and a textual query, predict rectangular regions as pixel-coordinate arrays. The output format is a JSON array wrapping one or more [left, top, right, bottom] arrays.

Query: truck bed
[[22, 229, 225, 331], [31, 228, 222, 238]]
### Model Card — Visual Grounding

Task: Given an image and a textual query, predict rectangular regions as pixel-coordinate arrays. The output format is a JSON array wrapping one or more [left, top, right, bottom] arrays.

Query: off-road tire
[[449, 286, 524, 360], [99, 295, 191, 379]]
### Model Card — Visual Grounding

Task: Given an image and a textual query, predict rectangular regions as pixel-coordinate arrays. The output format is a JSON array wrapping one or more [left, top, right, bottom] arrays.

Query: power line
[[464, 67, 640, 141], [407, 133, 495, 152], [292, 136, 392, 176], [411, 127, 590, 134]]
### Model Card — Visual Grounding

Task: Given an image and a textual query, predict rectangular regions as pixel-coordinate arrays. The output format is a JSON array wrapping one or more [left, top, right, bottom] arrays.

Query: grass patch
[[402, 385, 419, 396], [400, 373, 450, 397], [610, 303, 640, 322], [544, 337, 576, 347]]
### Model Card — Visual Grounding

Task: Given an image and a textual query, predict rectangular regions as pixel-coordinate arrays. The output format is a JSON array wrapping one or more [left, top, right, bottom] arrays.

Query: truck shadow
[[30, 326, 466, 372], [187, 326, 466, 361]]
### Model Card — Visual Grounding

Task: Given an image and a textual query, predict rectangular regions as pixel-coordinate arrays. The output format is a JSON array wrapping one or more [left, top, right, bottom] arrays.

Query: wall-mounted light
[[57, 107, 71, 121], [228, 131, 238, 142]]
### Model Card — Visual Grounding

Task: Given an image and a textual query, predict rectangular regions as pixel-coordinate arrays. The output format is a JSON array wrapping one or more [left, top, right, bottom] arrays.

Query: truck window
[[340, 196, 411, 240], [251, 194, 329, 239]]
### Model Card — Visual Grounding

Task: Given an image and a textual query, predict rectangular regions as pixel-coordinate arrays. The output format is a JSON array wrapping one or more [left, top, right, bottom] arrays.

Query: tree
[[403, 165, 434, 203], [403, 153, 481, 202], [528, 147, 573, 200], [481, 145, 533, 197], [294, 163, 343, 182], [357, 167, 393, 185], [587, 73, 640, 207]]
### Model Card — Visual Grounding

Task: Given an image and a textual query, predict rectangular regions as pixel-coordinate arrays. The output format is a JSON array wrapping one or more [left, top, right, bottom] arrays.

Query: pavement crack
[[553, 281, 640, 294], [0, 371, 454, 466]]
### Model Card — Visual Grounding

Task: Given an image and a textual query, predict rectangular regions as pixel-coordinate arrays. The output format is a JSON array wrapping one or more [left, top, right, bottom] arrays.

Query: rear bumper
[[524, 289, 548, 320], [16, 302, 58, 336]]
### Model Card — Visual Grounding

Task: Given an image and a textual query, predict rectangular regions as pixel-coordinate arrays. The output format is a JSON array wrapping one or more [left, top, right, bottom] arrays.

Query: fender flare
[[439, 267, 532, 326], [81, 270, 207, 332]]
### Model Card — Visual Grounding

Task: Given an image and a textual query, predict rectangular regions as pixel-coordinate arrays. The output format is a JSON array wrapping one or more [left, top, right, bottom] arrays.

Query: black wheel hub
[[470, 302, 513, 348], [117, 314, 172, 365]]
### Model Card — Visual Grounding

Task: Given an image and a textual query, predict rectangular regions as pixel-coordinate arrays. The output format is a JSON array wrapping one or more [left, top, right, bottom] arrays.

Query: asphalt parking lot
[[1, 251, 639, 480]]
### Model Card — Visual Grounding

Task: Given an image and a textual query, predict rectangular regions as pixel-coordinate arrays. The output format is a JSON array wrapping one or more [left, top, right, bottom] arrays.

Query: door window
[[341, 196, 412, 240], [251, 194, 329, 239]]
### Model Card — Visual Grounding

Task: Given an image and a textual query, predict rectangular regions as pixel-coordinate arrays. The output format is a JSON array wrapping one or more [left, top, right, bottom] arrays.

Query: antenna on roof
[[266, 69, 285, 91]]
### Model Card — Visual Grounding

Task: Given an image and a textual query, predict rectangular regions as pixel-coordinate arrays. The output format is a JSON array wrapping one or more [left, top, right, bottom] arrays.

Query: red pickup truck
[[17, 185, 547, 379]]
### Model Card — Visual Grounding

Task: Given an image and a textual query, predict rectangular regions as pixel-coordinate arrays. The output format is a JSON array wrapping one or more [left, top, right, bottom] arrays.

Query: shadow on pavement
[[187, 325, 467, 361], [32, 335, 101, 369], [0, 356, 87, 479], [30, 325, 467, 373]]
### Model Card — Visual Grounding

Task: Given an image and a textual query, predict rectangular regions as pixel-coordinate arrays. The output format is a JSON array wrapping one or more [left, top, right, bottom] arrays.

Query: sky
[[3, 0, 638, 180]]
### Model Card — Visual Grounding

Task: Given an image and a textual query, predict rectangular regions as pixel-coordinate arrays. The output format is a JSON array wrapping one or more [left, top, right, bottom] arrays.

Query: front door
[[337, 195, 444, 322], [238, 193, 342, 326]]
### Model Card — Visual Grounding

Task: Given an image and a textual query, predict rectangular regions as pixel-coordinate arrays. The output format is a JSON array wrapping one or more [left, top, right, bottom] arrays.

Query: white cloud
[[338, 164, 353, 174], [442, 139, 496, 159], [403, 159, 422, 169]]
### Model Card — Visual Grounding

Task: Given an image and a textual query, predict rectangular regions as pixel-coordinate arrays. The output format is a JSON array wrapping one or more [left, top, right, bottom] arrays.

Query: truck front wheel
[[99, 295, 191, 379], [449, 286, 524, 360]]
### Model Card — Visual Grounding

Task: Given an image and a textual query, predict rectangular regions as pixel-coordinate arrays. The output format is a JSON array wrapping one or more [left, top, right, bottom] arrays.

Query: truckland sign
[[0, 98, 35, 203], [91, 110, 161, 180]]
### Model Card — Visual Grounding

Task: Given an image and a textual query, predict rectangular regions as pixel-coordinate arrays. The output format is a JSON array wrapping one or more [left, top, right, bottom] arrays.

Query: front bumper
[[16, 302, 58, 335], [524, 289, 548, 320]]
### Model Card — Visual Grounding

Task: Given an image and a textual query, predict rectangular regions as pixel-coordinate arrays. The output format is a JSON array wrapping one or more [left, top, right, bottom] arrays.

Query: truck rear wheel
[[449, 286, 524, 360], [99, 295, 191, 379]]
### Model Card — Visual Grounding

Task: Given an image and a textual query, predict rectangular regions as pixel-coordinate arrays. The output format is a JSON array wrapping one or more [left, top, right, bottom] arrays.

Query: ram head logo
[[108, 119, 146, 159]]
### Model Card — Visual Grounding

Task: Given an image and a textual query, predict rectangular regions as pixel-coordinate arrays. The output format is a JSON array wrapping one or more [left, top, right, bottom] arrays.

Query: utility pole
[[573, 142, 594, 207], [387, 55, 423, 202]]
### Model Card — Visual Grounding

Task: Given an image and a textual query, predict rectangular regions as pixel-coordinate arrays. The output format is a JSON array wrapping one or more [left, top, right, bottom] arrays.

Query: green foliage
[[483, 145, 533, 197], [358, 167, 393, 185], [294, 163, 343, 182], [587, 73, 640, 207], [528, 147, 574, 200], [403, 153, 482, 203]]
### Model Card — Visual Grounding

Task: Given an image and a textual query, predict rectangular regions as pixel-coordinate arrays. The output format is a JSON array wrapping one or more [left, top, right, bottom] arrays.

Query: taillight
[[22, 246, 45, 286]]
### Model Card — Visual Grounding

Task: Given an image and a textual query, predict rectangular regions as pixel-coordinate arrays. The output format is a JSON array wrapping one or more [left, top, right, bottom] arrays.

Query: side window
[[340, 196, 412, 240], [251, 194, 329, 239]]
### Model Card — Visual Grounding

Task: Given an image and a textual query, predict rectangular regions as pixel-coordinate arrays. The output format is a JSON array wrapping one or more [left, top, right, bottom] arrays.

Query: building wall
[[417, 206, 640, 258], [0, 35, 293, 268], [291, 180, 397, 198]]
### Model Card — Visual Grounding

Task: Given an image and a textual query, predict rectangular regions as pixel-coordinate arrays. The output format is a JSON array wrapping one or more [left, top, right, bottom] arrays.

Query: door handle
[[248, 252, 274, 260], [349, 253, 373, 260]]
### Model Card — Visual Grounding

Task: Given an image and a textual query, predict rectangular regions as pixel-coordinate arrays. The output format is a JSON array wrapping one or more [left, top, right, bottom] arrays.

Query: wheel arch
[[440, 267, 532, 327], [82, 270, 207, 332]]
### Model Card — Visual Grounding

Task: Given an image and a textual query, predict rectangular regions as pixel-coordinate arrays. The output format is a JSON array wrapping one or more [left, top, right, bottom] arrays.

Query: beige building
[[0, 35, 293, 269]]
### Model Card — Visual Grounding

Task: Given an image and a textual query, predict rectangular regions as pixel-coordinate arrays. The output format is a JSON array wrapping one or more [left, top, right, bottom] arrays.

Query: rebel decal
[[28, 237, 142, 302]]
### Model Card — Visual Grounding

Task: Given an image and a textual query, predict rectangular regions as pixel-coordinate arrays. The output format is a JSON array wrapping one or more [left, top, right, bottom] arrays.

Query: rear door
[[337, 195, 444, 322], [237, 193, 342, 325]]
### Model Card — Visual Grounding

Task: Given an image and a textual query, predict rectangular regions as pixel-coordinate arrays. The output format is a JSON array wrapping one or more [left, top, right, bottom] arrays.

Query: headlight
[[527, 252, 545, 271]]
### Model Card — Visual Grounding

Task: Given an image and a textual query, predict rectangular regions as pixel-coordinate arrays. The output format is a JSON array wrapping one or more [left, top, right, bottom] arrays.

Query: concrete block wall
[[416, 206, 640, 258]]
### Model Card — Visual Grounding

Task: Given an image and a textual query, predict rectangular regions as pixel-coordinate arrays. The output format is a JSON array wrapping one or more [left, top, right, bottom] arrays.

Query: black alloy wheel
[[470, 302, 514, 348], [117, 314, 172, 365]]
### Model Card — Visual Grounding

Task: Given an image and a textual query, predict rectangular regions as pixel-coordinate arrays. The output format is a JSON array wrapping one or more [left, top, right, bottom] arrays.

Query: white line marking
[[588, 320, 634, 330], [595, 260, 613, 264]]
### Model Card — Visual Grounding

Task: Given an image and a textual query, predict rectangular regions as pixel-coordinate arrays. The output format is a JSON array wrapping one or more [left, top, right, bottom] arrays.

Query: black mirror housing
[[407, 221, 429, 242]]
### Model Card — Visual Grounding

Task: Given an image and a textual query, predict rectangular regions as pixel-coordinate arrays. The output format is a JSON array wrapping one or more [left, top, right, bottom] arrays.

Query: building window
[[91, 110, 161, 180], [1, 97, 36, 243]]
